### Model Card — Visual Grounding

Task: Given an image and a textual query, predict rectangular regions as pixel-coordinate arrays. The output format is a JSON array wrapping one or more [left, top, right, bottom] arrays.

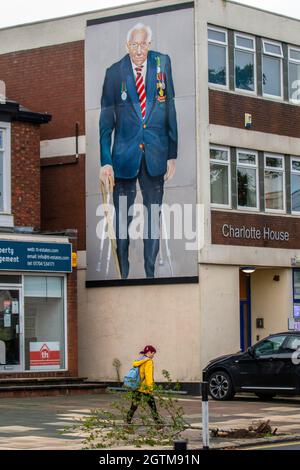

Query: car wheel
[[208, 370, 235, 401], [255, 392, 276, 400]]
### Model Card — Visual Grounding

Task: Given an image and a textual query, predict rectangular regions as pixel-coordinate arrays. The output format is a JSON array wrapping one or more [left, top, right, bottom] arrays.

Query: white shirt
[[131, 59, 147, 82]]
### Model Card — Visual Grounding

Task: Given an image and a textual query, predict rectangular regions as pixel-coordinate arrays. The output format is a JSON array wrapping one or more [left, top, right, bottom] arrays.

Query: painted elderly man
[[99, 23, 178, 279]]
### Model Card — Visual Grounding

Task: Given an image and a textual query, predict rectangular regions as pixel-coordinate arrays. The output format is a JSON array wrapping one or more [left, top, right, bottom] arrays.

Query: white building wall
[[77, 268, 201, 382]]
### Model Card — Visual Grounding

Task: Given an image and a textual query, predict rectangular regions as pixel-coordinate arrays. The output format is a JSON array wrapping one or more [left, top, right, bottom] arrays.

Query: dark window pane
[[0, 275, 21, 284], [210, 163, 229, 205], [289, 62, 300, 101], [235, 50, 255, 91], [292, 174, 300, 212], [208, 44, 226, 85], [263, 56, 281, 97], [238, 167, 257, 208]]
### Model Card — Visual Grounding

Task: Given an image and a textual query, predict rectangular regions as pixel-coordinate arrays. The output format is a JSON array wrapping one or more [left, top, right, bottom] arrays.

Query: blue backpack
[[123, 365, 141, 390]]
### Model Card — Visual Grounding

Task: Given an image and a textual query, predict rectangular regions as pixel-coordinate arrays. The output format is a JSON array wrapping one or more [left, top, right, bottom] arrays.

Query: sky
[[0, 0, 300, 29]]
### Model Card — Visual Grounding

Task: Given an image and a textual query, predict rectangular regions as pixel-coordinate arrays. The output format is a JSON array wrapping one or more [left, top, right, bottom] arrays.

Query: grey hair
[[126, 23, 152, 44]]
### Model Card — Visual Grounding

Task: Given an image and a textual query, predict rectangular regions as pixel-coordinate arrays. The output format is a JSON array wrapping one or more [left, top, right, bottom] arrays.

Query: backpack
[[123, 366, 141, 390]]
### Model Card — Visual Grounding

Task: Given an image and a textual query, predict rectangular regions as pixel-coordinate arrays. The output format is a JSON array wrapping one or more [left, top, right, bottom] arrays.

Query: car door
[[276, 335, 300, 391], [237, 335, 288, 392]]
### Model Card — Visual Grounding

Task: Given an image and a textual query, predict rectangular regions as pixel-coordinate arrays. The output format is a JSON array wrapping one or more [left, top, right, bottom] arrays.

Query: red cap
[[140, 345, 156, 354]]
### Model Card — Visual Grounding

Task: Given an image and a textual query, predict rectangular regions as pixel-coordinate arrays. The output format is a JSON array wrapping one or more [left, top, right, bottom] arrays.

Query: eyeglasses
[[128, 42, 150, 50]]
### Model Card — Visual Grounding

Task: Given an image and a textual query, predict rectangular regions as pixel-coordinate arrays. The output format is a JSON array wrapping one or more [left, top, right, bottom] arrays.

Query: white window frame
[[21, 273, 68, 373], [0, 122, 12, 226], [237, 149, 259, 212], [264, 153, 286, 214], [288, 46, 300, 104], [234, 33, 257, 95], [291, 156, 300, 215], [210, 145, 231, 209], [208, 26, 229, 89], [262, 39, 284, 100]]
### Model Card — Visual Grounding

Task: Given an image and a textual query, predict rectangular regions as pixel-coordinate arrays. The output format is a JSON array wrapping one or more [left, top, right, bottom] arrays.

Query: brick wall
[[0, 41, 85, 140], [11, 121, 41, 229], [209, 89, 300, 138], [40, 155, 86, 251]]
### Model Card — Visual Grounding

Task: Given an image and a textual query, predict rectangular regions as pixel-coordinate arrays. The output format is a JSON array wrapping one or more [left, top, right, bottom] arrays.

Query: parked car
[[202, 332, 300, 400]]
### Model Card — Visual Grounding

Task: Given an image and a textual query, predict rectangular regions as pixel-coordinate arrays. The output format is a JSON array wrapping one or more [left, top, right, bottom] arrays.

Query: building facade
[[0, 100, 77, 379], [1, 0, 300, 389]]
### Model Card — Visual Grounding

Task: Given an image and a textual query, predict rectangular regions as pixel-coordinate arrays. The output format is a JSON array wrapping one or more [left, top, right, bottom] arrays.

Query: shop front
[[0, 237, 73, 375]]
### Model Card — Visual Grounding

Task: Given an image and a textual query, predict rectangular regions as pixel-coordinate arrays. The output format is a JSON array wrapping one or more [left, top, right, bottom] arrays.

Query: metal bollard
[[201, 382, 209, 450], [174, 439, 187, 451]]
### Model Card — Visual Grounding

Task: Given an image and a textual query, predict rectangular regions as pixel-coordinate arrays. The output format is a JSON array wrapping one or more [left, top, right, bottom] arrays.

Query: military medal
[[156, 56, 161, 74], [121, 82, 127, 101]]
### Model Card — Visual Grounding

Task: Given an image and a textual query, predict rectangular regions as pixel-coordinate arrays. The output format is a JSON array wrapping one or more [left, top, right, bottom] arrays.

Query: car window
[[254, 335, 286, 357], [283, 336, 300, 351]]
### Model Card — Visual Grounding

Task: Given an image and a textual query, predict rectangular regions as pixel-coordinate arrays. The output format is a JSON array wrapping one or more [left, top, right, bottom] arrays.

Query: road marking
[[244, 441, 300, 450]]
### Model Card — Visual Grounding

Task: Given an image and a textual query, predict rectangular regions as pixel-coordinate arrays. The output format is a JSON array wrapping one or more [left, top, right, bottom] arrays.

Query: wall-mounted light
[[273, 275, 280, 282], [241, 266, 256, 274]]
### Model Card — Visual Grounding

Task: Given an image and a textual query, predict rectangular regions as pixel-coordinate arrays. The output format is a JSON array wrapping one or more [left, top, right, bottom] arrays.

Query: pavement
[[0, 392, 300, 449]]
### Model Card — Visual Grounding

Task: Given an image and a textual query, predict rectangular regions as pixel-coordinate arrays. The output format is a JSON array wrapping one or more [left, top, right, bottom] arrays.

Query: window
[[293, 270, 300, 321], [284, 336, 300, 352], [24, 276, 66, 371], [0, 123, 12, 225], [210, 146, 230, 207], [208, 27, 228, 87], [262, 39, 283, 99], [291, 157, 300, 213], [234, 33, 256, 93], [264, 154, 285, 212], [237, 149, 259, 210], [254, 335, 286, 357], [289, 47, 300, 103]]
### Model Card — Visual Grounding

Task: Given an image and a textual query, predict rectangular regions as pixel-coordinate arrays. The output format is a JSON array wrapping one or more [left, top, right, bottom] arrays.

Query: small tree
[[67, 370, 191, 449]]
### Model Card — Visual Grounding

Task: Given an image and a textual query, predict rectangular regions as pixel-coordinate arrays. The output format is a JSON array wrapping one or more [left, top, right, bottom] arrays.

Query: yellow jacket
[[133, 356, 154, 394]]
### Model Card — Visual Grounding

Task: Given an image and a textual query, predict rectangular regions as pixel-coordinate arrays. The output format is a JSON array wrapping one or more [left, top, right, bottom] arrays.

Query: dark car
[[202, 332, 300, 400]]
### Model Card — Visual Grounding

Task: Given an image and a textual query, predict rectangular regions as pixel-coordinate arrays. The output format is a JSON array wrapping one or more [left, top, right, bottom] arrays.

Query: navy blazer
[[99, 50, 178, 179]]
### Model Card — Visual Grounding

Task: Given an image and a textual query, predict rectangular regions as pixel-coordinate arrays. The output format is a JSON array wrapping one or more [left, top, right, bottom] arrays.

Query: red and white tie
[[135, 66, 146, 120]]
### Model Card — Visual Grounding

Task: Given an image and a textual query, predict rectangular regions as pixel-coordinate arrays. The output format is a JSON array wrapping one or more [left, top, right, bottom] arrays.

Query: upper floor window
[[264, 154, 285, 212], [291, 157, 300, 213], [210, 146, 231, 207], [0, 123, 11, 215], [289, 46, 300, 104], [234, 33, 256, 93], [262, 39, 283, 99], [237, 149, 259, 210], [208, 27, 228, 87]]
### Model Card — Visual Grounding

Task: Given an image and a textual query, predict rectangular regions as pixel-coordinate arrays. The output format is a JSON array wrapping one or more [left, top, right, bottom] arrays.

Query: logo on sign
[[30, 342, 60, 370]]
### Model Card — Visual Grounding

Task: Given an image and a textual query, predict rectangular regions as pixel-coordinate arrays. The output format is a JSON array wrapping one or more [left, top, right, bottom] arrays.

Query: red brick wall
[[209, 89, 300, 138], [0, 41, 85, 140], [11, 121, 41, 229], [40, 155, 86, 251]]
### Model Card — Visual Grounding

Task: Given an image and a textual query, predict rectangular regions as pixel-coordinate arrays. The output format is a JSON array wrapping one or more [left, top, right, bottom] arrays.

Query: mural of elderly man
[[99, 22, 178, 279]]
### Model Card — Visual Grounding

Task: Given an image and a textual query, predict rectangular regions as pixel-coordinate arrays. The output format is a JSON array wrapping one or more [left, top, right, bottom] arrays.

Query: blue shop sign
[[0, 240, 72, 272]]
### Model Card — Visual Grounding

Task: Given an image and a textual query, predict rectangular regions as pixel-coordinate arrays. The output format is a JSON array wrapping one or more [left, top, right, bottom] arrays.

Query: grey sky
[[0, 0, 299, 28]]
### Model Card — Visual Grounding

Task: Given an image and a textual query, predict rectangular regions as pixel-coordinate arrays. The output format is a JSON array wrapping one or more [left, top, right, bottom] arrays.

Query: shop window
[[237, 149, 259, 210], [291, 157, 300, 213], [264, 154, 285, 212], [24, 276, 66, 371], [208, 27, 228, 87], [289, 46, 300, 103], [234, 33, 256, 93], [262, 39, 283, 99], [210, 146, 231, 207]]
